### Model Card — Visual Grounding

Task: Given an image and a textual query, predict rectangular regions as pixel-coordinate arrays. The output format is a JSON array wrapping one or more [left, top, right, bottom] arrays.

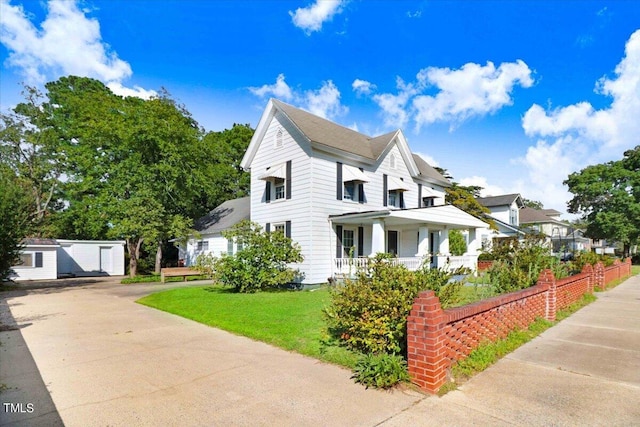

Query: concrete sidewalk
[[1, 274, 639, 426]]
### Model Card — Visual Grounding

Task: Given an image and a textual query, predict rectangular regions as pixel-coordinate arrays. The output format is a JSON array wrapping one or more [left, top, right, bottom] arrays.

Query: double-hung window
[[274, 178, 285, 200], [338, 163, 368, 203], [343, 181, 356, 201]]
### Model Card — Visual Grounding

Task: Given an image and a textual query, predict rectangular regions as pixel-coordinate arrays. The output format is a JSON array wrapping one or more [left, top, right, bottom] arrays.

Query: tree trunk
[[127, 238, 144, 278], [155, 241, 162, 275]]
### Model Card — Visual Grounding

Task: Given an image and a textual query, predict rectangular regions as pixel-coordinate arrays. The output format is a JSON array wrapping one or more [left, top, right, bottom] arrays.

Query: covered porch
[[329, 205, 489, 277]]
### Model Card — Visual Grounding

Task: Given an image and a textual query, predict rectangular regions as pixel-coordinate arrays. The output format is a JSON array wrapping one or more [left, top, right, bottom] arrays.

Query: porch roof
[[329, 205, 489, 229]]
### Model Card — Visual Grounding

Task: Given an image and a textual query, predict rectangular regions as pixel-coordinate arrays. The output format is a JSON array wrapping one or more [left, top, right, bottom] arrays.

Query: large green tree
[[565, 146, 640, 257], [0, 165, 32, 280], [21, 76, 234, 276], [0, 85, 64, 228]]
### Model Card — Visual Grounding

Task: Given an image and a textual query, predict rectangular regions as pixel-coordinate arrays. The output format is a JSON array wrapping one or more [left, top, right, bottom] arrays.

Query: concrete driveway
[[1, 274, 639, 426]]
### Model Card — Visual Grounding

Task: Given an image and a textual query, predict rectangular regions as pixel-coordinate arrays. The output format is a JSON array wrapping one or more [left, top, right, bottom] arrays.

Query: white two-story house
[[476, 193, 526, 248], [237, 99, 488, 285]]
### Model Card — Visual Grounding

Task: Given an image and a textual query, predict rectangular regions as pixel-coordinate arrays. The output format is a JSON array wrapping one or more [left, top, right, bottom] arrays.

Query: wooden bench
[[160, 267, 201, 283]]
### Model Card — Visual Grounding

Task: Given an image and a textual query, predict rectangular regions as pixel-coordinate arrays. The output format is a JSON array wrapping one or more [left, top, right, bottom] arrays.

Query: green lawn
[[137, 286, 360, 368]]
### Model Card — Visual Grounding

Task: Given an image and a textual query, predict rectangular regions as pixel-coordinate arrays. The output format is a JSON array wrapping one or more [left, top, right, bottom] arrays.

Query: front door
[[387, 230, 398, 256]]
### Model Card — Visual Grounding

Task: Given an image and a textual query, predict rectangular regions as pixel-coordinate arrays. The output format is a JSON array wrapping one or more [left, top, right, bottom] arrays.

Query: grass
[[137, 285, 360, 368]]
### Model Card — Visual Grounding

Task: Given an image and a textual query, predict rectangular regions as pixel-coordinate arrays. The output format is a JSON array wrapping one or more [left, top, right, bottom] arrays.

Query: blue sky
[[1, 0, 639, 216]]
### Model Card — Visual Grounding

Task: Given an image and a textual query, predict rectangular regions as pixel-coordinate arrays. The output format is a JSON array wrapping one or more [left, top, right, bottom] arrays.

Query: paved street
[[1, 274, 639, 426]]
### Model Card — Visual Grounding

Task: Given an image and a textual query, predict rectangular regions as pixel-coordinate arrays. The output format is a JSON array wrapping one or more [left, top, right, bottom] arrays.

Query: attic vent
[[390, 153, 396, 169], [275, 128, 283, 148]]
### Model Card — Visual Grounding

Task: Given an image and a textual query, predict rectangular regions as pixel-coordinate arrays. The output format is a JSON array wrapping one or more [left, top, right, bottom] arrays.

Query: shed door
[[100, 247, 112, 273]]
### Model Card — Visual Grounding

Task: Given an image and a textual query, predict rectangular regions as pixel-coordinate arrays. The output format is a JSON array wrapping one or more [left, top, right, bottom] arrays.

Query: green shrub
[[351, 353, 410, 389], [485, 233, 565, 293], [324, 254, 465, 356], [195, 220, 303, 293], [449, 229, 467, 256], [477, 252, 494, 261]]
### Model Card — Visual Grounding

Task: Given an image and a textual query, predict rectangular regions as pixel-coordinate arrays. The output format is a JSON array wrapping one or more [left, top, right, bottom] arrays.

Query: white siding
[[12, 247, 58, 281], [246, 110, 449, 284], [56, 240, 125, 276], [184, 234, 230, 266], [248, 113, 317, 282]]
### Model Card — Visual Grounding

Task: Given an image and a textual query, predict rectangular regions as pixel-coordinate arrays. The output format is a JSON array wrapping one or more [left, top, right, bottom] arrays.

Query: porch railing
[[333, 255, 478, 277], [434, 255, 477, 270]]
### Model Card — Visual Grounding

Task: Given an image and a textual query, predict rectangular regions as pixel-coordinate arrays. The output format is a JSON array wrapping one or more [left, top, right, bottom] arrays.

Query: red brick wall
[[407, 259, 632, 394], [477, 260, 493, 271]]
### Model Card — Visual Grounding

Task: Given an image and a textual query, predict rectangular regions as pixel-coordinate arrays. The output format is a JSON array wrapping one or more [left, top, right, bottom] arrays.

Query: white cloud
[[248, 73, 294, 101], [106, 82, 156, 100], [289, 0, 346, 34], [0, 0, 154, 98], [372, 77, 418, 128], [413, 60, 534, 130], [249, 74, 347, 120], [303, 80, 347, 118], [367, 60, 533, 131], [352, 78, 376, 95], [458, 176, 505, 197], [518, 29, 640, 211]]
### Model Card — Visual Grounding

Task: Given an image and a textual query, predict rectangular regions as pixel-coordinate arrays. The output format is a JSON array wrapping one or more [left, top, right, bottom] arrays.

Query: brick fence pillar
[[582, 263, 594, 294], [537, 269, 556, 321], [407, 290, 447, 394], [594, 262, 605, 290]]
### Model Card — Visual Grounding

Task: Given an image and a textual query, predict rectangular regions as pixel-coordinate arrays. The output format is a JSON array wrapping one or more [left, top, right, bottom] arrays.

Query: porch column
[[438, 228, 449, 255], [467, 228, 479, 254], [416, 226, 429, 256], [371, 219, 385, 255]]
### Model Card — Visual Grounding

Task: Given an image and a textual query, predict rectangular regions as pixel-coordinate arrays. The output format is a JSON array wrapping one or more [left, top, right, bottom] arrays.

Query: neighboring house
[[10, 238, 60, 281], [238, 99, 489, 284], [590, 238, 616, 255], [519, 207, 590, 254], [183, 196, 250, 265], [476, 194, 526, 248], [11, 238, 125, 281]]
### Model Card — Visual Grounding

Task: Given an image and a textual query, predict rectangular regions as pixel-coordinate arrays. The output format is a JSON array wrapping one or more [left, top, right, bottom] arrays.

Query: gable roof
[[273, 99, 378, 160], [519, 207, 565, 224], [194, 197, 250, 234], [242, 99, 451, 186], [476, 193, 524, 208]]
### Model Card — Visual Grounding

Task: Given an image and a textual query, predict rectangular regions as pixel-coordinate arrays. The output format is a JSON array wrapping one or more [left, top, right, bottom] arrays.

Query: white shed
[[11, 238, 60, 281], [56, 240, 126, 277]]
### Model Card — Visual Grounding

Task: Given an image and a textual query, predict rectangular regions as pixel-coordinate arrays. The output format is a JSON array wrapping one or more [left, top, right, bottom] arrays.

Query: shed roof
[[22, 238, 59, 246]]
